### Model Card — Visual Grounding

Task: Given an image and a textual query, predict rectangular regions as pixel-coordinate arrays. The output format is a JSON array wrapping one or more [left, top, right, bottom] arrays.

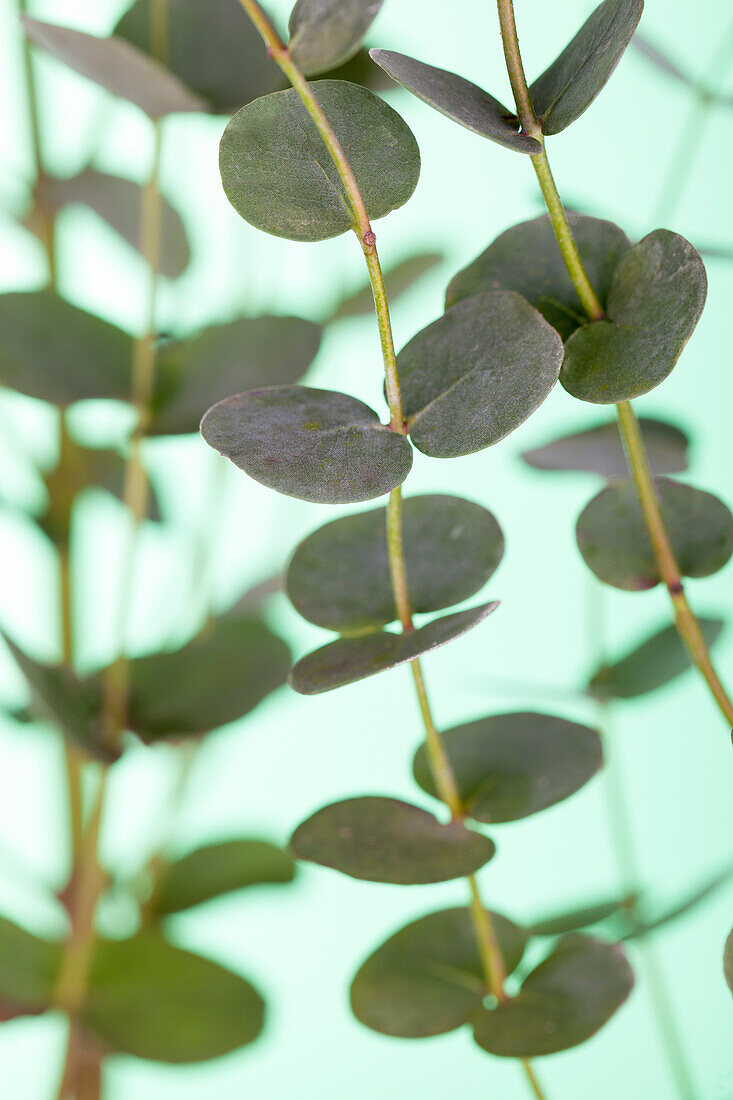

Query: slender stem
[[495, 0, 535, 133]]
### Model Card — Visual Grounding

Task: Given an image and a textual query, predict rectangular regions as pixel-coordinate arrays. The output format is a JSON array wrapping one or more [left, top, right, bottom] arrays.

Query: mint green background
[[0, 0, 732, 1097]]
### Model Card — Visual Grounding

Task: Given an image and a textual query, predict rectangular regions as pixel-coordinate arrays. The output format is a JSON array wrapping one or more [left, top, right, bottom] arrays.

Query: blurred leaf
[[43, 169, 190, 279], [219, 81, 420, 242], [80, 933, 264, 1062], [576, 477, 733, 591], [290, 602, 498, 694], [529, 0, 644, 135], [413, 712, 602, 823], [200, 385, 412, 504], [331, 251, 444, 320], [125, 612, 291, 741], [398, 291, 563, 458], [561, 231, 707, 404], [725, 929, 733, 995], [321, 46, 396, 91], [370, 50, 540, 153], [0, 292, 132, 406], [473, 934, 633, 1056], [287, 494, 504, 632], [446, 214, 631, 341], [116, 0, 280, 113], [351, 907, 528, 1037], [289, 0, 384, 76], [290, 796, 495, 884], [151, 840, 295, 916], [21, 17, 205, 118], [630, 34, 691, 85], [0, 915, 61, 1021], [150, 315, 322, 435], [529, 898, 632, 937], [521, 416, 689, 477], [624, 864, 733, 940], [589, 618, 724, 699], [697, 242, 733, 263]]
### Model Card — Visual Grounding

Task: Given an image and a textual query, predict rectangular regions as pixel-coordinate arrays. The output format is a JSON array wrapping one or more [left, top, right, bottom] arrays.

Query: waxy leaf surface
[[220, 81, 420, 242], [0, 916, 62, 1020], [287, 494, 504, 631], [561, 231, 707, 403], [522, 416, 689, 477], [413, 712, 602, 823], [473, 934, 633, 1056], [151, 315, 322, 435], [290, 601, 498, 694], [370, 49, 540, 153], [332, 251, 444, 320], [351, 907, 528, 1037], [589, 617, 724, 699], [446, 214, 630, 341], [80, 934, 264, 1062], [22, 17, 205, 118], [200, 385, 412, 504], [289, 0, 384, 76], [0, 292, 132, 406], [529, 0, 644, 134], [576, 478, 733, 591], [398, 291, 563, 458], [290, 796, 495, 884], [152, 840, 295, 916]]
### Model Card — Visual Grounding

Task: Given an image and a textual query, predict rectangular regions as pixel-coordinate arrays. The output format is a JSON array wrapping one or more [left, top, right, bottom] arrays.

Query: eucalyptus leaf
[[413, 712, 602, 823], [290, 601, 498, 694], [289, 0, 384, 76], [200, 385, 412, 504], [631, 35, 691, 85], [43, 169, 190, 279], [151, 840, 296, 917], [287, 494, 504, 631], [561, 231, 707, 404], [126, 612, 290, 741], [290, 796, 495, 884], [724, 929, 733, 995], [589, 618, 724, 699], [80, 934, 264, 1062], [529, 0, 644, 135], [522, 417, 689, 477], [21, 17, 206, 118], [369, 50, 540, 153], [529, 898, 632, 937], [473, 934, 634, 1056], [446, 214, 631, 341], [219, 81, 420, 242], [0, 292, 132, 406], [623, 864, 733, 941], [331, 251, 444, 320], [150, 315, 322, 435], [351, 907, 528, 1037], [0, 916, 62, 1020], [576, 478, 733, 591], [398, 291, 563, 458], [116, 0, 280, 113]]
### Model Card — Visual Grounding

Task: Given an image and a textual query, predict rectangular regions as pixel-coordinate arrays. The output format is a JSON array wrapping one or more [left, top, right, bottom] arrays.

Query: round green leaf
[[398, 291, 563, 458], [576, 477, 733, 591], [219, 81, 420, 242], [446, 214, 631, 341], [473, 934, 634, 1057], [150, 315, 322, 435], [370, 50, 540, 153], [724, 929, 733, 995], [290, 796, 495, 884], [126, 612, 291, 741], [0, 292, 132, 406], [561, 230, 707, 403], [0, 916, 62, 1021], [80, 934, 264, 1062], [522, 416, 689, 477], [589, 617, 724, 700], [200, 385, 412, 504], [21, 17, 205, 118], [413, 712, 602, 823], [287, 494, 504, 632], [289, 0, 384, 76], [151, 840, 295, 917], [332, 251, 444, 320], [116, 0, 280, 114], [290, 601, 498, 694], [351, 907, 528, 1037], [529, 0, 644, 135]]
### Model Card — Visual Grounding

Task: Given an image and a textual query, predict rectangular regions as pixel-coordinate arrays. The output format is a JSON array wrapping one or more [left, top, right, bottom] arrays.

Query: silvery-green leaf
[[521, 416, 689, 477], [0, 916, 62, 1021], [289, 0, 384, 76], [151, 840, 295, 916], [589, 618, 724, 699]]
